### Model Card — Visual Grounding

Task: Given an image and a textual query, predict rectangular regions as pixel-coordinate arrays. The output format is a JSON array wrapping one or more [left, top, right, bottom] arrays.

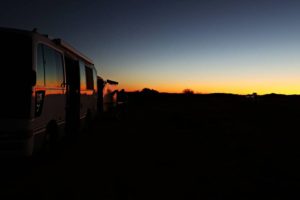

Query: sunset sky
[[1, 0, 300, 94]]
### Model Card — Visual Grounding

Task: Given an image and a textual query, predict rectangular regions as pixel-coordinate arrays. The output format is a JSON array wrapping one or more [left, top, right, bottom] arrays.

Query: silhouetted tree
[[183, 89, 194, 95], [141, 88, 159, 95]]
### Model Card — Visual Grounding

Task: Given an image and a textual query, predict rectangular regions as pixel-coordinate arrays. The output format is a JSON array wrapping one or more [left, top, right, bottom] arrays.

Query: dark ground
[[1, 93, 300, 199]]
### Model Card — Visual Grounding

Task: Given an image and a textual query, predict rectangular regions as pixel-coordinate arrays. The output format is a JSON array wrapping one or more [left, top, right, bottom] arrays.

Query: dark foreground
[[1, 93, 300, 199]]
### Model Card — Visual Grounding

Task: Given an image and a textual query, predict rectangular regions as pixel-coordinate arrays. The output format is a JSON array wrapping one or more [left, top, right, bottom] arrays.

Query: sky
[[1, 0, 300, 94]]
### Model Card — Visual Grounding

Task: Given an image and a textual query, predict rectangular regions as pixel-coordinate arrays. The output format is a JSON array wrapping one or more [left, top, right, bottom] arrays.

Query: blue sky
[[1, 0, 300, 93]]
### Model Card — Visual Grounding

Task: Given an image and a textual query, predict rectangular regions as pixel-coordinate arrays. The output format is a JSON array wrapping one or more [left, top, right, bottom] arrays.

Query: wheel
[[84, 110, 93, 132], [43, 120, 59, 154]]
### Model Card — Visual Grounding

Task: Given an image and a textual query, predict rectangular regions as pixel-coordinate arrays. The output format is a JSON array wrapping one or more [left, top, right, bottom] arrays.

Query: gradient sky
[[1, 0, 300, 94]]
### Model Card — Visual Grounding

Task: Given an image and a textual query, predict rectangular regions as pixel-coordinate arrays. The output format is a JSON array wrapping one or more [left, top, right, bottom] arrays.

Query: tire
[[43, 120, 59, 154], [84, 110, 93, 132]]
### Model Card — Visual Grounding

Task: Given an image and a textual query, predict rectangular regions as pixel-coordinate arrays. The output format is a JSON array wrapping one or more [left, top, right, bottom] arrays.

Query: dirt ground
[[1, 93, 300, 199]]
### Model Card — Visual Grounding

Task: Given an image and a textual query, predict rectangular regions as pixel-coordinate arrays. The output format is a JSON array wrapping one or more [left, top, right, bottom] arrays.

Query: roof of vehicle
[[52, 38, 94, 65], [0, 27, 94, 65], [106, 79, 119, 85], [0, 27, 34, 35]]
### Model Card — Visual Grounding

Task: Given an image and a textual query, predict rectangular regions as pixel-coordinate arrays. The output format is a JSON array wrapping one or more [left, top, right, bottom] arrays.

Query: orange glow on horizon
[[105, 66, 300, 95], [119, 79, 300, 95]]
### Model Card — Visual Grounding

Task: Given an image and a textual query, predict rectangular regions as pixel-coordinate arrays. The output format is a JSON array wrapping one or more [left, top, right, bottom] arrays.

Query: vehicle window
[[79, 61, 86, 90], [93, 67, 97, 91], [37, 44, 45, 86], [43, 45, 64, 88], [0, 31, 32, 118], [85, 66, 94, 90], [55, 51, 64, 86]]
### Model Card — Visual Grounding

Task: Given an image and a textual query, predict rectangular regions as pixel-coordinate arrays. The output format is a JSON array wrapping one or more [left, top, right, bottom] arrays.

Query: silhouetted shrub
[[183, 89, 194, 95], [141, 88, 159, 95]]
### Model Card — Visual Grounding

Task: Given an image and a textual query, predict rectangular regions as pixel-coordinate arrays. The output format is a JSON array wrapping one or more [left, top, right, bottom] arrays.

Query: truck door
[[65, 56, 80, 137], [33, 44, 66, 133]]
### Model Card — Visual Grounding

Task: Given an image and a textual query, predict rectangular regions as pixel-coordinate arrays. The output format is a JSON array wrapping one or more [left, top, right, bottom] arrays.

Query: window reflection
[[79, 61, 86, 90], [37, 44, 45, 86], [85, 66, 94, 90], [38, 44, 64, 88]]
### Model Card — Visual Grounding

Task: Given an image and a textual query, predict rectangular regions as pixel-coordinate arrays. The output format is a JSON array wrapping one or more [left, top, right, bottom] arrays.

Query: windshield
[[0, 30, 32, 118]]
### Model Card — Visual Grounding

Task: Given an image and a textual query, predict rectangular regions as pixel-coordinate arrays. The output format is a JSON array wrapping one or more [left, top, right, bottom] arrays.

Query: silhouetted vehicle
[[0, 27, 98, 156], [97, 76, 105, 114], [102, 79, 119, 113]]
